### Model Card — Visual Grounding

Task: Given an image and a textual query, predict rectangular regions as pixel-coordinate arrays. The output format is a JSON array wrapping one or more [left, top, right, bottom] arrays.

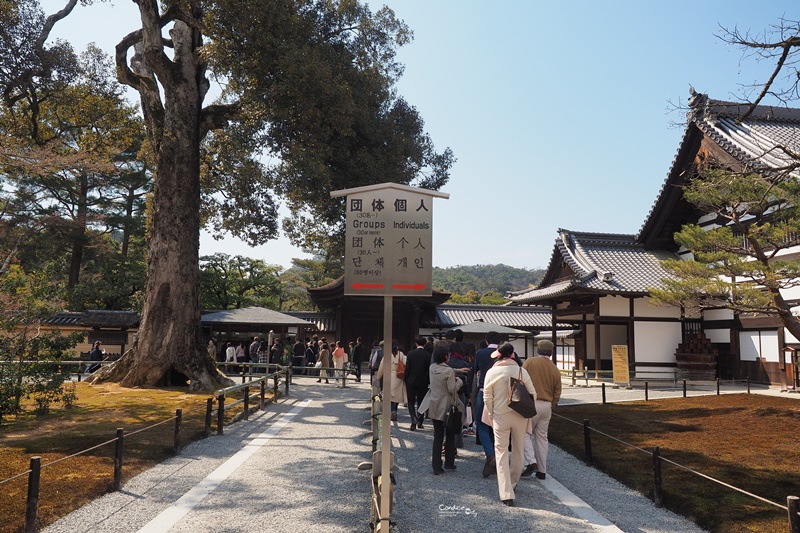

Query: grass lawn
[[0, 381, 270, 533], [549, 393, 800, 533]]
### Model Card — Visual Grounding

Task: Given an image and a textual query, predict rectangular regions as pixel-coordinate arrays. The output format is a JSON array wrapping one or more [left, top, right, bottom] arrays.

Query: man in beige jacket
[[522, 339, 562, 480]]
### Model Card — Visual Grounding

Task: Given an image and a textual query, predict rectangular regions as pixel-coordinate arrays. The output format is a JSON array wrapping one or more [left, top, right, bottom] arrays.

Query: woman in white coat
[[376, 342, 407, 421], [483, 342, 536, 507]]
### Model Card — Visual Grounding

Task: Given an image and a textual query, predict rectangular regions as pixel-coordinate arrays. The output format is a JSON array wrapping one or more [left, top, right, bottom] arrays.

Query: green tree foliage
[[650, 169, 800, 340], [205, 0, 454, 257], [0, 264, 82, 421], [653, 19, 800, 340], [0, 20, 151, 307], [0, 44, 147, 288], [432, 264, 544, 303], [199, 253, 282, 310], [1, 0, 452, 389], [278, 252, 344, 311]]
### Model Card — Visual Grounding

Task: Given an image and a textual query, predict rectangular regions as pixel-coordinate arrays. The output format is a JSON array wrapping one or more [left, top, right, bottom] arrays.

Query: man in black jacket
[[404, 336, 431, 431], [352, 337, 367, 382]]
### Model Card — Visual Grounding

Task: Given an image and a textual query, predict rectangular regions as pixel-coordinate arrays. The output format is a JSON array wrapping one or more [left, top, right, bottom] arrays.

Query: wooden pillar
[[594, 297, 601, 375], [551, 301, 557, 365], [628, 297, 636, 376]]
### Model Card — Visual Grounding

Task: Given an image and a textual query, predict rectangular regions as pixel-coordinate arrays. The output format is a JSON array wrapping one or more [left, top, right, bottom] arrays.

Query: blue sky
[[42, 1, 795, 270]]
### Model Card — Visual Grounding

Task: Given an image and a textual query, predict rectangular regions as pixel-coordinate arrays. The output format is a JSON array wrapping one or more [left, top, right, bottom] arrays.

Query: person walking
[[352, 337, 366, 382], [447, 342, 472, 446], [85, 341, 104, 373], [376, 341, 406, 421], [249, 337, 259, 370], [292, 338, 306, 375], [269, 338, 283, 365], [522, 339, 562, 480], [369, 341, 383, 385], [473, 330, 501, 477], [332, 340, 347, 383], [483, 342, 536, 507], [258, 339, 269, 372], [207, 337, 217, 362], [404, 336, 431, 430], [224, 342, 236, 373], [317, 342, 331, 383], [428, 345, 462, 474]]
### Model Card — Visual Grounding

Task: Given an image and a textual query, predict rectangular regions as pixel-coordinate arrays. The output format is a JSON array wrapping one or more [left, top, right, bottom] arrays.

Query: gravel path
[[41, 377, 719, 532]]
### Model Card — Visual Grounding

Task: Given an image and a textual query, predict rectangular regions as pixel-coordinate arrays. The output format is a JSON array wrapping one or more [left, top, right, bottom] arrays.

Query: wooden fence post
[[244, 386, 250, 420], [217, 393, 225, 435], [653, 446, 663, 508], [113, 428, 124, 491], [682, 380, 687, 398], [205, 398, 213, 437], [260, 379, 266, 410], [788, 495, 800, 533], [273, 372, 279, 398], [717, 378, 720, 395], [601, 383, 606, 404], [645, 381, 649, 401], [174, 409, 182, 454], [23, 456, 41, 533], [285, 367, 290, 396], [583, 419, 593, 466]]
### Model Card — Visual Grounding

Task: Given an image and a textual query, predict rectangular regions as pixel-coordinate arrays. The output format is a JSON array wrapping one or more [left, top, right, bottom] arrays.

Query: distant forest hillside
[[432, 264, 545, 303]]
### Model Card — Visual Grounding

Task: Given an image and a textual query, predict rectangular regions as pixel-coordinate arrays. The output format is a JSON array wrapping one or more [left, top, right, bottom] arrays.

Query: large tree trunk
[[67, 173, 88, 289], [91, 12, 231, 391]]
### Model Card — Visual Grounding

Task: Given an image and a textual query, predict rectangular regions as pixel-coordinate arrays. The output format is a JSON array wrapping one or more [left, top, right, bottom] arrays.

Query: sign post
[[331, 183, 448, 532], [612, 345, 630, 388]]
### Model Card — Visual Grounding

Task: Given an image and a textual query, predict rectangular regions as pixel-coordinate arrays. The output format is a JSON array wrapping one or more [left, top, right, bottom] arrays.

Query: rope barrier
[[551, 411, 787, 511]]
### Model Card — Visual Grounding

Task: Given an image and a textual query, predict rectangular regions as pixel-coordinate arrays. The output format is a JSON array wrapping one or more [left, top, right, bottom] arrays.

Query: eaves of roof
[[508, 230, 678, 305], [424, 304, 554, 329]]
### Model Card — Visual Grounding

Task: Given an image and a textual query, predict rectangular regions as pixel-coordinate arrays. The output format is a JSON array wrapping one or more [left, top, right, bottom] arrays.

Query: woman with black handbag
[[428, 345, 463, 474], [482, 342, 536, 507]]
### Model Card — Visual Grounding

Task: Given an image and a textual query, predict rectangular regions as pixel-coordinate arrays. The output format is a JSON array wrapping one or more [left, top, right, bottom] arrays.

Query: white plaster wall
[[704, 308, 735, 321], [636, 367, 676, 379], [634, 298, 682, 318], [781, 285, 800, 302], [704, 328, 731, 343], [634, 321, 682, 363], [698, 213, 717, 225], [739, 330, 780, 362], [599, 296, 629, 317]]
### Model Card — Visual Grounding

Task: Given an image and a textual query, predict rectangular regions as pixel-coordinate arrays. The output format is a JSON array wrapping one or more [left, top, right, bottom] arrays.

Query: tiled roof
[[82, 310, 140, 328], [534, 329, 581, 339], [423, 304, 555, 329], [45, 312, 85, 327], [45, 310, 139, 328], [287, 312, 336, 332], [638, 93, 800, 243], [201, 306, 315, 327], [689, 95, 800, 175], [508, 230, 678, 304]]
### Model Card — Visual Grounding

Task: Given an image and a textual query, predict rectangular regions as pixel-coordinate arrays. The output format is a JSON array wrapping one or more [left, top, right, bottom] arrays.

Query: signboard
[[333, 183, 448, 297], [611, 345, 630, 385]]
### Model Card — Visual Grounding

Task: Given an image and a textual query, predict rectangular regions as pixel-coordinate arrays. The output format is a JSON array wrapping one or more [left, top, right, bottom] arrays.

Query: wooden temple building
[[508, 92, 800, 388]]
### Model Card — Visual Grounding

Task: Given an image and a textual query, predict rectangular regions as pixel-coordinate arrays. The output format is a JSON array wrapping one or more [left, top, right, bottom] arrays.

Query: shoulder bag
[[508, 369, 536, 418]]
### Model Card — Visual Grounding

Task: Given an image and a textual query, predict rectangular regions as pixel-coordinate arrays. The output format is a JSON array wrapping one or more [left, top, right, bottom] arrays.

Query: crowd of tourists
[[208, 328, 561, 507], [208, 334, 369, 382], [370, 330, 562, 507]]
